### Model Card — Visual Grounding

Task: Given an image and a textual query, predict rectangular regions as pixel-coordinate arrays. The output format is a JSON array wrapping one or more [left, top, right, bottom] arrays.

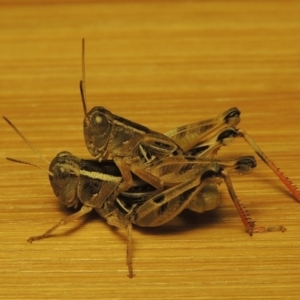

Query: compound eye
[[91, 111, 110, 135], [53, 165, 71, 188]]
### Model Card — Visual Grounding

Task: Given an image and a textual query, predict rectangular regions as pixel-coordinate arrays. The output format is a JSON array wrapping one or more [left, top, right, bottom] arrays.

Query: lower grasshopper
[[4, 117, 287, 278]]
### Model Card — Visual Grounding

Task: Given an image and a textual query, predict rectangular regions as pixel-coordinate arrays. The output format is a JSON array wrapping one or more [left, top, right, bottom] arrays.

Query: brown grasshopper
[[4, 116, 287, 278], [82, 103, 300, 203], [79, 39, 184, 193], [79, 39, 300, 203]]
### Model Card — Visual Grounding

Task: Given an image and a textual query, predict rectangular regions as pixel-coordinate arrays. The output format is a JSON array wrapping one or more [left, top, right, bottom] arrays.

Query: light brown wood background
[[1, 1, 300, 299]]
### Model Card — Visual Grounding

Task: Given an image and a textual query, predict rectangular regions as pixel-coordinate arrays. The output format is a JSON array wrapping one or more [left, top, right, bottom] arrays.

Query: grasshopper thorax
[[83, 106, 114, 159], [49, 151, 81, 208]]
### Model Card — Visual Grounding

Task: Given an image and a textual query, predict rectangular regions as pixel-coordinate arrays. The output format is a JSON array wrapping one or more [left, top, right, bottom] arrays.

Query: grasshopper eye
[[52, 165, 71, 188], [91, 111, 110, 135]]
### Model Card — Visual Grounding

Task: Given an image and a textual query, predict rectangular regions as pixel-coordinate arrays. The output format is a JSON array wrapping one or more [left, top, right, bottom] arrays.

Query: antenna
[[6, 157, 53, 176], [3, 116, 50, 165], [80, 38, 88, 117]]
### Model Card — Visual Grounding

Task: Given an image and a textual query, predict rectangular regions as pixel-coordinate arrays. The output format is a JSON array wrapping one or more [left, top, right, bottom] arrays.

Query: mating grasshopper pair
[[4, 105, 297, 277], [4, 40, 300, 278]]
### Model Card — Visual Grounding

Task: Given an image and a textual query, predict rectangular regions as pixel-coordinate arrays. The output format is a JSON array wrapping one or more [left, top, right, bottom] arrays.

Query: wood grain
[[1, 1, 300, 299]]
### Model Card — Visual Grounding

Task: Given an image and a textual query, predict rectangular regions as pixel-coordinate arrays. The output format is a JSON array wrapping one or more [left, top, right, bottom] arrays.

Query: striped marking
[[80, 169, 121, 183]]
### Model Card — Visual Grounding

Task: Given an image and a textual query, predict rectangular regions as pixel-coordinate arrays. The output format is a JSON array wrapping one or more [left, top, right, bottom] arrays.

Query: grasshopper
[[79, 39, 300, 203], [4, 116, 287, 278], [79, 39, 184, 193], [82, 103, 300, 203]]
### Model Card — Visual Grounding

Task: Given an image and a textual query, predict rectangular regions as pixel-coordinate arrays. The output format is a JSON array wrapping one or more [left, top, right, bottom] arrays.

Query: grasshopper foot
[[27, 234, 49, 243], [247, 225, 286, 236]]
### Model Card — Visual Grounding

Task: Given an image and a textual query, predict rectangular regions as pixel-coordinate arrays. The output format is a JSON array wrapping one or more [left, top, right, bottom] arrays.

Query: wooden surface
[[1, 1, 300, 299]]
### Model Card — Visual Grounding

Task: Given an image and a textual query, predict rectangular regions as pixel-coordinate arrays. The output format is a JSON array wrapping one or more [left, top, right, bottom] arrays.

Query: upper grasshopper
[[80, 39, 300, 204], [79, 39, 185, 193]]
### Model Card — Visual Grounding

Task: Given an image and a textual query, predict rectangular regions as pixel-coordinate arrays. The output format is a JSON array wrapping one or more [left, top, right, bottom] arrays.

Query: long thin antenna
[[3, 116, 50, 165], [80, 38, 88, 117], [6, 157, 53, 177]]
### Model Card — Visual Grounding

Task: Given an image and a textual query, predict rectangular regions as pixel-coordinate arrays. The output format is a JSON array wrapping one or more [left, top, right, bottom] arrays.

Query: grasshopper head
[[49, 151, 81, 208], [83, 106, 114, 159]]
